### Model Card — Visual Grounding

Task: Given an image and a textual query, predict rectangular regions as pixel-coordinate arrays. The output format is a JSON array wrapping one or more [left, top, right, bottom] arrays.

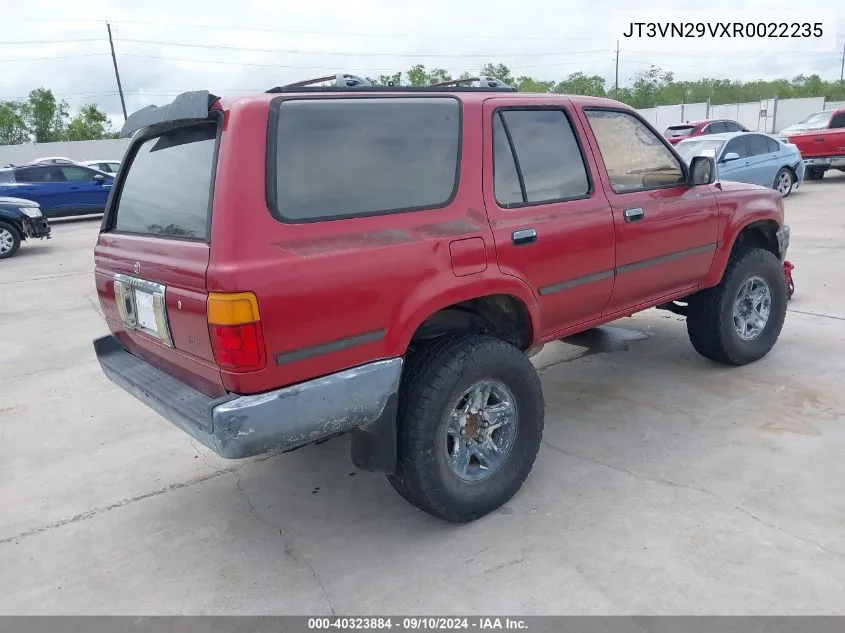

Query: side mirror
[[721, 152, 740, 162], [689, 155, 716, 186], [93, 173, 105, 182]]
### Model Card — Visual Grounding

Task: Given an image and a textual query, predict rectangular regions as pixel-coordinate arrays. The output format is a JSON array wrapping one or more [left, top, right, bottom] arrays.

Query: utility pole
[[107, 22, 127, 121], [614, 40, 620, 96], [840, 43, 844, 83]]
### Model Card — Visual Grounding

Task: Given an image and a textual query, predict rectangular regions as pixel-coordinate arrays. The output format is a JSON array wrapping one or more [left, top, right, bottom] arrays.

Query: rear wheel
[[388, 334, 544, 523], [774, 167, 794, 197], [686, 247, 788, 366], [0, 221, 21, 259]]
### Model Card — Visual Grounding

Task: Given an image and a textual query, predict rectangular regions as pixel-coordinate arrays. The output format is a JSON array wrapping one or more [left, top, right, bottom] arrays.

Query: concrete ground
[[1, 174, 844, 615]]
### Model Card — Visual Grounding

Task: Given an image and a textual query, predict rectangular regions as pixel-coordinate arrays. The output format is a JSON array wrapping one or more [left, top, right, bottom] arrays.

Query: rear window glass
[[664, 126, 694, 137], [113, 124, 216, 239], [270, 97, 460, 221]]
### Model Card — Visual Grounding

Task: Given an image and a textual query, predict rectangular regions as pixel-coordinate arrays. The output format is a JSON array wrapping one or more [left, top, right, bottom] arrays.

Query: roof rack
[[268, 73, 373, 92], [266, 72, 516, 93], [426, 76, 514, 90]]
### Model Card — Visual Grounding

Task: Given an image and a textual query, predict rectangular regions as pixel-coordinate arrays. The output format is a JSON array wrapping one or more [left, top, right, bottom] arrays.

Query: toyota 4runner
[[93, 74, 791, 523]]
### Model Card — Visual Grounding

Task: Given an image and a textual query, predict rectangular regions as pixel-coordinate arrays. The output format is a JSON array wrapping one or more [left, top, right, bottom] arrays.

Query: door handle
[[624, 208, 645, 222], [512, 228, 537, 245]]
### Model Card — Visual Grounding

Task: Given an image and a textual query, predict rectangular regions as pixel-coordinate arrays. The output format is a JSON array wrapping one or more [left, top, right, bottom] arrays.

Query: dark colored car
[[0, 163, 114, 218], [0, 196, 51, 259], [664, 119, 749, 144], [92, 74, 790, 523]]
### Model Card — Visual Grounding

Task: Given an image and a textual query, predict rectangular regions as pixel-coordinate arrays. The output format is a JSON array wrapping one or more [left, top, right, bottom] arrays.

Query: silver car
[[674, 132, 804, 197]]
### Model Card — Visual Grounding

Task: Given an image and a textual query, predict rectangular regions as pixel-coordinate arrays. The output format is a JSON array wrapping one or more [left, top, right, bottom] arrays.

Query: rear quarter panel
[[209, 96, 539, 395]]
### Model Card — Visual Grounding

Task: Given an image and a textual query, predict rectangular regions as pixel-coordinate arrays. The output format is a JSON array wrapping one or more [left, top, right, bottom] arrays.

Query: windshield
[[664, 125, 695, 138], [675, 138, 725, 163], [795, 112, 832, 129]]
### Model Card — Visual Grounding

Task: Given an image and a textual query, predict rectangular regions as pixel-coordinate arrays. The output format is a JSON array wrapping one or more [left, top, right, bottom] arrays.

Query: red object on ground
[[784, 261, 795, 299]]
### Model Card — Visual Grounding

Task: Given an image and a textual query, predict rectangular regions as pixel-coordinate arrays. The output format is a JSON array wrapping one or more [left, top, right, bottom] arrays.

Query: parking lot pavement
[[1, 175, 844, 615]]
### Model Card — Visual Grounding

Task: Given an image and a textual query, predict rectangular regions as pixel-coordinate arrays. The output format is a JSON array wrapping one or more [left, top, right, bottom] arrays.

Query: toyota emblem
[[133, 261, 140, 275]]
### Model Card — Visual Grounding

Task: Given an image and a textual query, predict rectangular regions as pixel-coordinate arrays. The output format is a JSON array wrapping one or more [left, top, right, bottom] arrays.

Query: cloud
[[2, 0, 843, 122]]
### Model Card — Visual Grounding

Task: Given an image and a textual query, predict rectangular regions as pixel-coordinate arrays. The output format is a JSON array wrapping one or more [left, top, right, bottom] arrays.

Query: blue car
[[674, 131, 804, 197], [0, 162, 114, 218]]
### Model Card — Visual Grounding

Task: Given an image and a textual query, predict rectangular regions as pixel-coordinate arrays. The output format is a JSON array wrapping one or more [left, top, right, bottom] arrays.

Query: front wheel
[[0, 221, 21, 259], [774, 167, 794, 197], [388, 334, 544, 523], [686, 247, 788, 366]]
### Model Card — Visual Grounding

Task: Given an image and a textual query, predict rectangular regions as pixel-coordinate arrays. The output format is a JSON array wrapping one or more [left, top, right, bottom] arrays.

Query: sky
[[2, 0, 843, 129]]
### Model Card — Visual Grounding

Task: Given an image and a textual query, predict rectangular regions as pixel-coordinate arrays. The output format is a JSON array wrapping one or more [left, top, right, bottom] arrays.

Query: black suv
[[0, 197, 51, 259]]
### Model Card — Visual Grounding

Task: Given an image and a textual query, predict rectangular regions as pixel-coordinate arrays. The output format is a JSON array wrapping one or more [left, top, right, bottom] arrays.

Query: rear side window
[[747, 135, 770, 156], [269, 97, 460, 222], [493, 109, 590, 207], [830, 113, 845, 129], [113, 124, 217, 240], [15, 166, 64, 183], [707, 122, 728, 133], [765, 137, 781, 153], [0, 170, 14, 183]]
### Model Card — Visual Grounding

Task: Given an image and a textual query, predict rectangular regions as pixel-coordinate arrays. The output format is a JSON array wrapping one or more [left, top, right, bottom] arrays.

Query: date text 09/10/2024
[[307, 617, 528, 631]]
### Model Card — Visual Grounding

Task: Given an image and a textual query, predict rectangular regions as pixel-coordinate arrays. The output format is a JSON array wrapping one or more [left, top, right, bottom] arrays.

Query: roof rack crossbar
[[426, 76, 515, 90], [269, 73, 373, 92]]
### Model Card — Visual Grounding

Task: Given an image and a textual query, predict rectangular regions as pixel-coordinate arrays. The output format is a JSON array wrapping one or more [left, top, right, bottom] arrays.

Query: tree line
[[369, 63, 845, 109], [3, 63, 843, 145], [0, 89, 117, 145]]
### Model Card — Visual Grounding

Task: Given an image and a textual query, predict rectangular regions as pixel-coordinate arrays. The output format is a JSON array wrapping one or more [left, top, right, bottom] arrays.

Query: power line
[[113, 38, 612, 58], [23, 18, 596, 40], [0, 38, 103, 45], [116, 52, 612, 71], [4, 53, 110, 62]]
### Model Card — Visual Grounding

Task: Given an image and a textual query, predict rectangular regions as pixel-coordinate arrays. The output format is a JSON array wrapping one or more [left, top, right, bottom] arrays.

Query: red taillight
[[207, 292, 266, 371], [209, 323, 264, 370]]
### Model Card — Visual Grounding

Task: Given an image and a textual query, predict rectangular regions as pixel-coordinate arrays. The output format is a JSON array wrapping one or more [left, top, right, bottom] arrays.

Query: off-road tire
[[686, 247, 788, 366], [0, 221, 21, 260], [388, 334, 544, 523]]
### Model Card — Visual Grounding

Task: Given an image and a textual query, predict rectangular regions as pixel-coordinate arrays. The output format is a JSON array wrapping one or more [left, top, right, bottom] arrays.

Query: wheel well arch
[[409, 294, 534, 352], [732, 219, 780, 258]]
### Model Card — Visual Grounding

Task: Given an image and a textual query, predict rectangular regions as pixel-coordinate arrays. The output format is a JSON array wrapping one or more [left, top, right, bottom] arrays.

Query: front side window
[[493, 109, 590, 207], [585, 109, 685, 193], [61, 166, 97, 181], [271, 97, 460, 222], [830, 113, 845, 129], [723, 136, 749, 159]]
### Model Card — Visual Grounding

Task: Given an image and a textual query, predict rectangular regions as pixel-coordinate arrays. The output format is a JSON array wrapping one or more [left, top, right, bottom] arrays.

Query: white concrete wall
[[774, 97, 826, 133], [0, 138, 131, 167], [680, 102, 708, 122], [824, 100, 845, 111]]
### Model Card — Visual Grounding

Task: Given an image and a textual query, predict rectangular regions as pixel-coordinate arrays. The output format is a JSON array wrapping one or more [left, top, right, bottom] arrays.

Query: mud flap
[[350, 393, 398, 473]]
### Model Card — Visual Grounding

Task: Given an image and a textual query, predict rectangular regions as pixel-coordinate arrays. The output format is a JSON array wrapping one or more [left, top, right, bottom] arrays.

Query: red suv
[[664, 119, 749, 144], [93, 74, 790, 522]]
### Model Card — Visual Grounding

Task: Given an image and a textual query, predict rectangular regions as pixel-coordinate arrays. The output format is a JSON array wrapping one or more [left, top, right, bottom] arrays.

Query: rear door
[[481, 98, 615, 337], [94, 122, 225, 397], [745, 134, 777, 186]]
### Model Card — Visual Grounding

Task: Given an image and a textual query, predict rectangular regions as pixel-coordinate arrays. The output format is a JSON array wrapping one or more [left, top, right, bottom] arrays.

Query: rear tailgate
[[94, 121, 226, 398]]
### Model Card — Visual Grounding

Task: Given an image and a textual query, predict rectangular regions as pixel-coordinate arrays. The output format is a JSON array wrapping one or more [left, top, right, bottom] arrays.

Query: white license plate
[[114, 274, 173, 347], [134, 290, 159, 334]]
